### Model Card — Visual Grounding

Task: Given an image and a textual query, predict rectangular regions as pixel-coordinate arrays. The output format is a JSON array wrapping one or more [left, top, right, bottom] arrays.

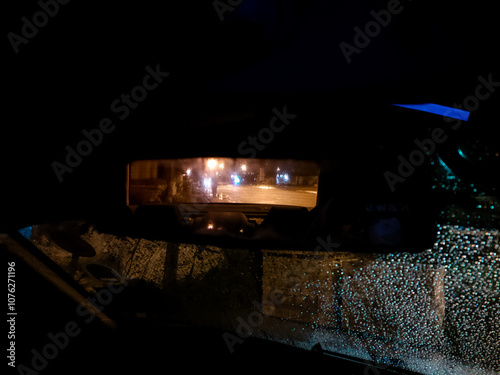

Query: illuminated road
[[210, 184, 318, 207]]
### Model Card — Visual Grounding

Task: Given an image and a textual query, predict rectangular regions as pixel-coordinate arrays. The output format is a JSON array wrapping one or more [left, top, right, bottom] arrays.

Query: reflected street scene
[[128, 158, 320, 208]]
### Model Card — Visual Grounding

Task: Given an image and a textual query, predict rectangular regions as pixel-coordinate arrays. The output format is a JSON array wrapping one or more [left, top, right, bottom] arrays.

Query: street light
[[207, 158, 217, 170], [241, 164, 247, 172]]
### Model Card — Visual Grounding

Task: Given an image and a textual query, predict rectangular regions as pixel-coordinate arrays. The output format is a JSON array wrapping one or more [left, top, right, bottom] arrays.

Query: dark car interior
[[3, 1, 499, 374]]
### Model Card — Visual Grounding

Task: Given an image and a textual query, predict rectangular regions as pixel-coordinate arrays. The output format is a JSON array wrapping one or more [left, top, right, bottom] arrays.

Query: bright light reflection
[[207, 159, 217, 170]]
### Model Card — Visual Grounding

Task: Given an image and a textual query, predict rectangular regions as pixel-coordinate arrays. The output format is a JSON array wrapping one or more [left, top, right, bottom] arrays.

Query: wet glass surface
[[20, 221, 500, 374]]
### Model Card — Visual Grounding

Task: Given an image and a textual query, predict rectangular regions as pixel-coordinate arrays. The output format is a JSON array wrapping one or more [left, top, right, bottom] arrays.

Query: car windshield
[[15, 182, 500, 375]]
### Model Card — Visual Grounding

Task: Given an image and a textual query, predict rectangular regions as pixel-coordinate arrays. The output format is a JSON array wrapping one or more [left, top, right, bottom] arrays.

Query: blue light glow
[[231, 175, 241, 185], [437, 156, 455, 177], [457, 147, 469, 160], [392, 103, 470, 121], [18, 226, 33, 239]]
